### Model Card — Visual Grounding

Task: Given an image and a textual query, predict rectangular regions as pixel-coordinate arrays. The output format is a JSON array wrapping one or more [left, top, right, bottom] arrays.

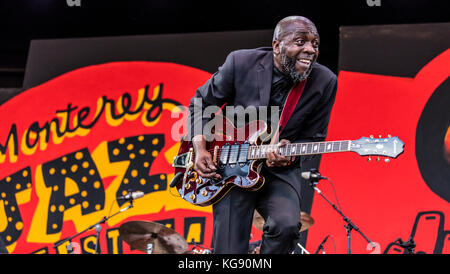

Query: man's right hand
[[192, 135, 221, 180], [194, 149, 221, 179]]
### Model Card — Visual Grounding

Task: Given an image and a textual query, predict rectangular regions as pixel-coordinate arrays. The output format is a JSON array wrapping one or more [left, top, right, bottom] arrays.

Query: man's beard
[[280, 51, 314, 83]]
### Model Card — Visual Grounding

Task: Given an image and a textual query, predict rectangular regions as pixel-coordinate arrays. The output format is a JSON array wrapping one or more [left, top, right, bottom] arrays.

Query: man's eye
[[295, 40, 305, 45]]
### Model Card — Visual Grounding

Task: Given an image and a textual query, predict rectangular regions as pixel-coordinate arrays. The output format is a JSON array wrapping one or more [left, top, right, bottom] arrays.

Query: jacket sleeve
[[188, 52, 236, 140]]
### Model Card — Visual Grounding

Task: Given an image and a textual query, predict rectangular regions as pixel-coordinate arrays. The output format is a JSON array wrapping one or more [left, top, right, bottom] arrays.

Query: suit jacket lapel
[[256, 52, 274, 106]]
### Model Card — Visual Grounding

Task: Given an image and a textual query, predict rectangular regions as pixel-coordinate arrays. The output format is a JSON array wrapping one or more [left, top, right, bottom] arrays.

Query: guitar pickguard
[[217, 161, 250, 183]]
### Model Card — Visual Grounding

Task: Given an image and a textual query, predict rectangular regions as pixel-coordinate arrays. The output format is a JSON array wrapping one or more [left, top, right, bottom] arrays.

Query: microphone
[[314, 235, 330, 254], [301, 169, 327, 182], [117, 191, 144, 201], [169, 172, 184, 188]]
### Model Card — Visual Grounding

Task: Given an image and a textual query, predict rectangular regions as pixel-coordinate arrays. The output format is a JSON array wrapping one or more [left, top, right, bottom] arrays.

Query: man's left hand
[[266, 139, 293, 167]]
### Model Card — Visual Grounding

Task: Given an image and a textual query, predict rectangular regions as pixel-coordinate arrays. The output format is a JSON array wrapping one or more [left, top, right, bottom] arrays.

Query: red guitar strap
[[270, 79, 306, 144]]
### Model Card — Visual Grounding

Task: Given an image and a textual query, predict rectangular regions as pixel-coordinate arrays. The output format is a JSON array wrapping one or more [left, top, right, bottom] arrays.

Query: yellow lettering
[[55, 241, 71, 254], [82, 235, 98, 254], [27, 165, 61, 243], [186, 223, 202, 243], [20, 128, 38, 156], [107, 229, 121, 254], [0, 200, 7, 232]]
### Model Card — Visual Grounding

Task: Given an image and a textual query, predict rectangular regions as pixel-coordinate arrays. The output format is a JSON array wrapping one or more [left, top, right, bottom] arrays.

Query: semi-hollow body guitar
[[171, 117, 404, 206]]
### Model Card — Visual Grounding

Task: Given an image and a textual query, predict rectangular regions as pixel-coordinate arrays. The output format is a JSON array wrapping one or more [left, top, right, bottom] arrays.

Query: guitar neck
[[247, 140, 352, 159]]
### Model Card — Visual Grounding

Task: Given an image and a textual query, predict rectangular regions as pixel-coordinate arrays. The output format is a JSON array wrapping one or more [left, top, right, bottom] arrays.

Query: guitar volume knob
[[189, 171, 198, 182]]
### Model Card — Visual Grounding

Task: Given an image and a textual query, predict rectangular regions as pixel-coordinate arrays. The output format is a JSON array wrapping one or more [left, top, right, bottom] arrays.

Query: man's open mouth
[[297, 58, 312, 66]]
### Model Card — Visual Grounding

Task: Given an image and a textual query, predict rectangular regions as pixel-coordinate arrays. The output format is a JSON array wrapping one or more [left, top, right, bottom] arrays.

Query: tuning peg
[[370, 135, 374, 138], [377, 156, 380, 162], [388, 134, 392, 138], [384, 158, 390, 163], [368, 156, 372, 162], [379, 135, 382, 138]]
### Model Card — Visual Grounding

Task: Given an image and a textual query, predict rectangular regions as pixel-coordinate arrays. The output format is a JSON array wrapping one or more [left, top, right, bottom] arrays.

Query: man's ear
[[272, 40, 281, 55]]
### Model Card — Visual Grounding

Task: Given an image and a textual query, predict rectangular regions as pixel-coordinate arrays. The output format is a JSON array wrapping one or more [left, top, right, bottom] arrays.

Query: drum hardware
[[188, 242, 213, 254], [146, 243, 154, 254], [248, 239, 311, 254], [248, 240, 262, 254]]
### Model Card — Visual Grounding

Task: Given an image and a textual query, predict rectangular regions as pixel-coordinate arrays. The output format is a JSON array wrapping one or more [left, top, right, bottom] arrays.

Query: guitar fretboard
[[247, 140, 352, 160]]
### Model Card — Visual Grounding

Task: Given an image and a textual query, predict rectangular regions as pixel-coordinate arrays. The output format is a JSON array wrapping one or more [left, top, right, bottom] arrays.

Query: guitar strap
[[270, 79, 307, 145]]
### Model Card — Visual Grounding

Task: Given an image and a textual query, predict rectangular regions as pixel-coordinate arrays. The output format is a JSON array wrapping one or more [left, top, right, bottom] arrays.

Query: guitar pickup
[[238, 143, 249, 165], [219, 143, 230, 166], [228, 144, 240, 165]]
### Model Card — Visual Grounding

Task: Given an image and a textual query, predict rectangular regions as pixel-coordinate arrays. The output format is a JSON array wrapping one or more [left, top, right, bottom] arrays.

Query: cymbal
[[300, 212, 315, 232], [119, 221, 188, 254], [252, 210, 314, 232]]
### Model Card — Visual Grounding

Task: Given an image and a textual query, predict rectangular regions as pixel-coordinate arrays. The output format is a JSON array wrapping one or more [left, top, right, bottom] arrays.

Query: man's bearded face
[[274, 21, 320, 82], [279, 43, 315, 82]]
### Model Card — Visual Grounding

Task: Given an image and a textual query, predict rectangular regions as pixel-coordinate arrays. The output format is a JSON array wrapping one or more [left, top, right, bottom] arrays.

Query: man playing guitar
[[187, 15, 338, 254]]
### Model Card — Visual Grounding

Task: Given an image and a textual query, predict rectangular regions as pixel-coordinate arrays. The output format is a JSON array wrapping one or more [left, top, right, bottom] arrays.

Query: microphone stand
[[53, 199, 134, 254], [309, 179, 375, 254]]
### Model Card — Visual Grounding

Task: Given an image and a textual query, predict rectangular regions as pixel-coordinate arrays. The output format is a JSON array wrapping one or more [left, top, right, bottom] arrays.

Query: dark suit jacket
[[189, 47, 337, 199]]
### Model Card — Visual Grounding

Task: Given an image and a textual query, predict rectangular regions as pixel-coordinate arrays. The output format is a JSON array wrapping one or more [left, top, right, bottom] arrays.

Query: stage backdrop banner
[[0, 30, 274, 254], [0, 61, 221, 254], [307, 23, 450, 254]]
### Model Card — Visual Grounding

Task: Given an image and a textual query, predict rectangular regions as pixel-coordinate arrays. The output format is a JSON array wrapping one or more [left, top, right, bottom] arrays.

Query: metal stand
[[53, 200, 134, 254], [296, 243, 310, 254], [189, 242, 213, 254], [310, 179, 375, 254]]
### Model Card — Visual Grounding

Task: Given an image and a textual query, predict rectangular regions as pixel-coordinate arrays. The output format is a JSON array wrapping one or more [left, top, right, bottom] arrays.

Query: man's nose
[[302, 42, 316, 54]]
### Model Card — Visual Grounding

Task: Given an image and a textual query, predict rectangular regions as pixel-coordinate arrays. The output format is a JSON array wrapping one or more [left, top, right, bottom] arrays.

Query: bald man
[[188, 16, 338, 254]]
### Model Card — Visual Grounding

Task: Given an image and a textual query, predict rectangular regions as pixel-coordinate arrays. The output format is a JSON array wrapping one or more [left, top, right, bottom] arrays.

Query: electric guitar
[[171, 117, 404, 206]]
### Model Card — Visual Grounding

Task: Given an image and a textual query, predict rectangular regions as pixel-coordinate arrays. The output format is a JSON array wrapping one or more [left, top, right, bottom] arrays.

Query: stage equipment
[[304, 168, 377, 254], [119, 221, 188, 254], [53, 190, 141, 254]]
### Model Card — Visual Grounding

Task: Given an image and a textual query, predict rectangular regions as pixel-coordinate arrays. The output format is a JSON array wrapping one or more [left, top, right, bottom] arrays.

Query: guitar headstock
[[351, 135, 405, 161]]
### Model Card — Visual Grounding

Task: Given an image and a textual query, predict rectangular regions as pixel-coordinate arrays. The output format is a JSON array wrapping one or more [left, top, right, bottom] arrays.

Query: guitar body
[[173, 118, 269, 206]]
